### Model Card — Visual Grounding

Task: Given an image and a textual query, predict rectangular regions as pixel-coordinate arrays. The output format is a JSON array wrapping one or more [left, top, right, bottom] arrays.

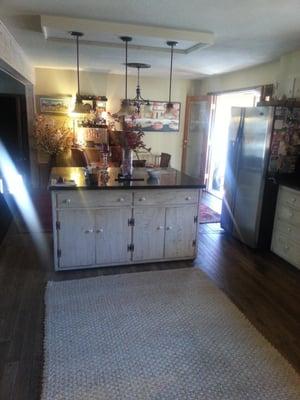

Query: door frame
[[181, 95, 213, 185]]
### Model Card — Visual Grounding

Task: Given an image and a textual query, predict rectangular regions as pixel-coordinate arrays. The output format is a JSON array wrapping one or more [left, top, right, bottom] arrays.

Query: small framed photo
[[37, 95, 72, 115]]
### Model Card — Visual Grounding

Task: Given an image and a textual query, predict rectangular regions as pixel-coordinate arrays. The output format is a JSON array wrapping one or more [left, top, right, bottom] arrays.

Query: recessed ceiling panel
[[41, 15, 214, 54]]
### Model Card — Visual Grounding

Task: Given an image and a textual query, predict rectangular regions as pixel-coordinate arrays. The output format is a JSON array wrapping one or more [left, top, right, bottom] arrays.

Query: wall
[[195, 49, 300, 97], [35, 67, 193, 169], [0, 20, 34, 84], [194, 61, 279, 95]]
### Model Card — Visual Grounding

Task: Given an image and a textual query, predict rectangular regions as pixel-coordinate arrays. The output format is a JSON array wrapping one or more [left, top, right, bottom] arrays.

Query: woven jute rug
[[42, 268, 300, 400]]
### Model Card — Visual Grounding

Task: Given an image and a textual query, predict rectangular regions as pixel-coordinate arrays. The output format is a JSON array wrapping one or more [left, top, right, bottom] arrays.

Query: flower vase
[[121, 147, 133, 177]]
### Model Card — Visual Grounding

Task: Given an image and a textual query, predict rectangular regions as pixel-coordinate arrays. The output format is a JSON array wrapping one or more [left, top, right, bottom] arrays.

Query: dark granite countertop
[[49, 167, 206, 190]]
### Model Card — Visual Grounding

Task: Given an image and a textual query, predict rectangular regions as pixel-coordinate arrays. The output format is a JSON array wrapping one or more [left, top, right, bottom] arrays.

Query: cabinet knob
[[166, 226, 173, 230], [284, 245, 290, 251], [287, 227, 291, 232], [118, 197, 125, 202], [139, 197, 146, 201], [291, 197, 296, 203], [185, 196, 191, 201], [157, 226, 164, 230], [96, 228, 104, 233], [84, 229, 93, 234]]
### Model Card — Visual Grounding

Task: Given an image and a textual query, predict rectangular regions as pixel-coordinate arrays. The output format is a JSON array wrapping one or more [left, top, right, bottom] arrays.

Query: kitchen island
[[49, 167, 205, 271]]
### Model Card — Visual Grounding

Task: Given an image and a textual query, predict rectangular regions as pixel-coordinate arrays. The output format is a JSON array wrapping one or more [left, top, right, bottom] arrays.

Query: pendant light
[[117, 36, 133, 116], [127, 62, 151, 115], [70, 31, 90, 114], [166, 41, 178, 115]]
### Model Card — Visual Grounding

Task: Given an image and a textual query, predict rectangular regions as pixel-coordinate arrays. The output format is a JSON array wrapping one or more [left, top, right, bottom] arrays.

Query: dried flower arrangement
[[33, 115, 74, 155], [108, 114, 151, 157]]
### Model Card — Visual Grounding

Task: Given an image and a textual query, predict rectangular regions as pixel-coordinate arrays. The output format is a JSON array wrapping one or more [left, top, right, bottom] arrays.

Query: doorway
[[206, 89, 261, 201]]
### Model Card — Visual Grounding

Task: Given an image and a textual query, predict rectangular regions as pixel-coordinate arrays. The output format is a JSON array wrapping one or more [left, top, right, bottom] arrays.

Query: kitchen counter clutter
[[49, 167, 205, 271], [271, 185, 300, 269], [49, 166, 206, 190]]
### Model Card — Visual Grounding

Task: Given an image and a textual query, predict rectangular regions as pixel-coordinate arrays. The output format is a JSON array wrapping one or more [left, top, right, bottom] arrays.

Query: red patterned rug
[[199, 203, 221, 224]]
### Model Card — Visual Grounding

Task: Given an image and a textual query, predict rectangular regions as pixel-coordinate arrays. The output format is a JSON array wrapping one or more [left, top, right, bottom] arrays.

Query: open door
[[181, 96, 213, 183]]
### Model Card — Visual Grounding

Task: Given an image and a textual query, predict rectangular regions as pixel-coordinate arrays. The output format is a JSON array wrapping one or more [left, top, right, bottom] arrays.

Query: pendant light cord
[[76, 34, 80, 96], [125, 40, 128, 100], [169, 44, 174, 104]]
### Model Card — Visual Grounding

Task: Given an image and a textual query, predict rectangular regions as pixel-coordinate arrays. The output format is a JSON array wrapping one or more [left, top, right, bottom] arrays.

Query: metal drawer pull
[[185, 196, 191, 200], [63, 199, 71, 204], [139, 197, 146, 201], [118, 197, 125, 202], [84, 229, 94, 234], [157, 226, 164, 230], [96, 228, 104, 233], [291, 197, 296, 203], [166, 226, 173, 230]]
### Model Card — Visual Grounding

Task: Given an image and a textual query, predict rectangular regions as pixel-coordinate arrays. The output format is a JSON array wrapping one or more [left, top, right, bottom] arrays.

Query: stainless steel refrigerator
[[221, 106, 274, 248]]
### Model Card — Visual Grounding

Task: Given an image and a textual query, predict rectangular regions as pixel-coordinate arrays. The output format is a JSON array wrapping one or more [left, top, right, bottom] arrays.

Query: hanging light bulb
[[70, 31, 91, 115], [116, 36, 133, 116], [165, 41, 178, 117]]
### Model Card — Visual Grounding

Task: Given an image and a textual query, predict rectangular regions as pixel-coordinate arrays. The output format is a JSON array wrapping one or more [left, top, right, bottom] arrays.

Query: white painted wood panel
[[95, 208, 132, 265], [133, 207, 165, 261], [271, 232, 300, 269], [164, 205, 198, 259], [277, 186, 300, 211], [134, 189, 199, 206], [56, 190, 132, 208], [57, 209, 95, 269], [276, 204, 300, 227]]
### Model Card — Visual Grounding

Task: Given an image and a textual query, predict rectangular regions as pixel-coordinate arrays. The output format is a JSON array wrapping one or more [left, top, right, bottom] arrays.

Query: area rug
[[42, 269, 300, 400], [199, 203, 221, 224]]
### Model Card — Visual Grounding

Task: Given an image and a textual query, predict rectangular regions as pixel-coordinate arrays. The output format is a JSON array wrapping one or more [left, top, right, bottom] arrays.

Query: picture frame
[[36, 95, 72, 115], [125, 101, 181, 132]]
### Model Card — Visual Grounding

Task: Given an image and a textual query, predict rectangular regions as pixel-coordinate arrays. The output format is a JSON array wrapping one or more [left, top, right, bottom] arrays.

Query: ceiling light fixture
[[166, 41, 178, 114], [127, 62, 151, 115], [70, 31, 91, 114]]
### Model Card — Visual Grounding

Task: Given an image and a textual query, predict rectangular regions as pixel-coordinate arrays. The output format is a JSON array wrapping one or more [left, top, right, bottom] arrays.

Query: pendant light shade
[[166, 41, 178, 115], [70, 31, 91, 114]]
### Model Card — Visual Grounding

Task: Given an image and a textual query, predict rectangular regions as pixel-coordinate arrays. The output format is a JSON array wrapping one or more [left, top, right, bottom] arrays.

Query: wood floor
[[0, 222, 299, 399]]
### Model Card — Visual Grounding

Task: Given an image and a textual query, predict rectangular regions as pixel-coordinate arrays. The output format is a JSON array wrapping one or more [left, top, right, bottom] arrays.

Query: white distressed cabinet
[[52, 188, 201, 270], [271, 185, 300, 269]]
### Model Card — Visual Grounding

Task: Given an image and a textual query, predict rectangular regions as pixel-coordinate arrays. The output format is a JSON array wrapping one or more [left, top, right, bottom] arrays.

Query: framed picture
[[37, 95, 72, 115], [125, 101, 181, 132]]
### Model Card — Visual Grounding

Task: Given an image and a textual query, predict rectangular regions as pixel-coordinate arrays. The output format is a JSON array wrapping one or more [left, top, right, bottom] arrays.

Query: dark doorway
[[0, 74, 29, 243]]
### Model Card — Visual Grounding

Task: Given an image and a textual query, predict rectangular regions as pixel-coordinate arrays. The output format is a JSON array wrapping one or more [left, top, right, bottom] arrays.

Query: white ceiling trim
[[41, 15, 214, 55]]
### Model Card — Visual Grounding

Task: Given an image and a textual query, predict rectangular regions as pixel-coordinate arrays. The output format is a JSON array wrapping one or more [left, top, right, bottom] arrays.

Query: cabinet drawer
[[276, 203, 300, 227], [271, 232, 300, 269], [278, 186, 300, 210], [56, 191, 132, 208], [134, 189, 199, 206], [273, 219, 300, 244]]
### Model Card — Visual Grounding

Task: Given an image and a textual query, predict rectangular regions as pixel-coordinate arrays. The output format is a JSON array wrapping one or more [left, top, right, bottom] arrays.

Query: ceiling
[[1, 0, 300, 79]]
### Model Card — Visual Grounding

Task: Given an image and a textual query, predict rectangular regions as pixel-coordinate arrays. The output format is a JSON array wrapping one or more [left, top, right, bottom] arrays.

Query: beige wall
[[194, 61, 279, 95], [35, 67, 193, 169], [195, 48, 300, 97], [0, 20, 34, 83]]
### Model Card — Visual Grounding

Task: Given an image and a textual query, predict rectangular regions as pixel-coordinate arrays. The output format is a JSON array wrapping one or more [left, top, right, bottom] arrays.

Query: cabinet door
[[133, 207, 165, 261], [57, 209, 95, 269], [95, 208, 132, 265], [165, 205, 198, 259]]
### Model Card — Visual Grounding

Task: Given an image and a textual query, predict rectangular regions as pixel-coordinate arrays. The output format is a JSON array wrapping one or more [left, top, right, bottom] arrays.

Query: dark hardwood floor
[[0, 221, 299, 399]]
